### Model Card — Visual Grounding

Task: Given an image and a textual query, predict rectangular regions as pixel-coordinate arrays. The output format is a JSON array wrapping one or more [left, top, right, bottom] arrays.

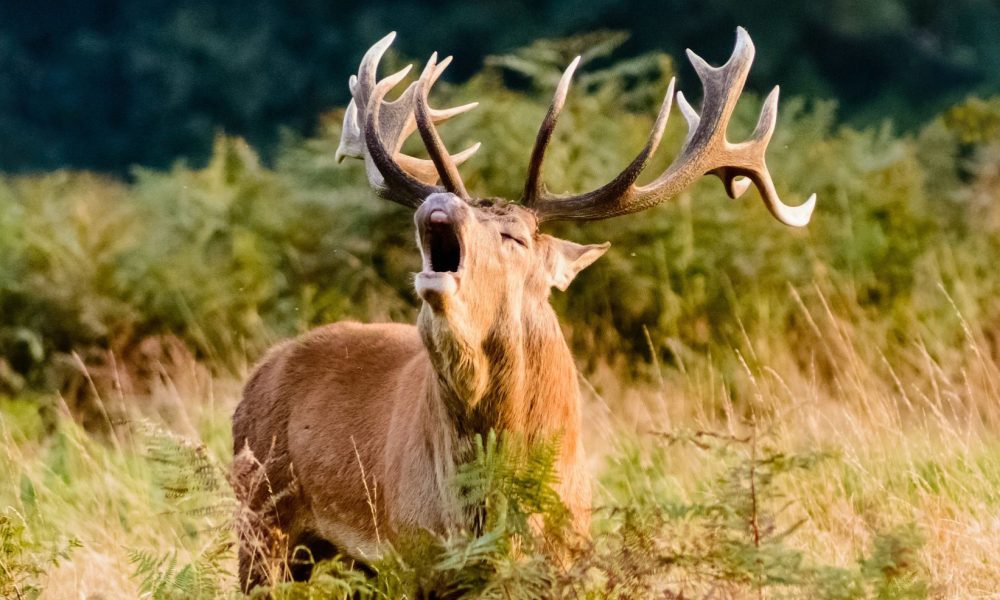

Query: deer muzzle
[[415, 193, 467, 305]]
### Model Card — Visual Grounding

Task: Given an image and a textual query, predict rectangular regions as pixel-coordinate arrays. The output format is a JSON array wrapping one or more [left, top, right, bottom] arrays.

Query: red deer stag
[[232, 28, 815, 589]]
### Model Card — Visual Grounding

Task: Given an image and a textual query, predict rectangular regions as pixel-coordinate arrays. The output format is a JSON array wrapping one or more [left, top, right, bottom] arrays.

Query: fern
[[128, 549, 181, 599], [127, 423, 235, 597], [588, 429, 929, 598], [455, 430, 570, 542], [128, 529, 232, 599], [0, 508, 80, 600]]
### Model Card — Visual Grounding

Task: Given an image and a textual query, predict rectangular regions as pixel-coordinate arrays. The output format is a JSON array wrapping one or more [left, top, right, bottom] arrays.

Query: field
[[3, 37, 1000, 598]]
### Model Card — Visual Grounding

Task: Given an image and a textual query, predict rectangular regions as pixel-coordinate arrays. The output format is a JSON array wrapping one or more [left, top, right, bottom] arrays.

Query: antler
[[336, 32, 480, 208], [521, 27, 816, 227]]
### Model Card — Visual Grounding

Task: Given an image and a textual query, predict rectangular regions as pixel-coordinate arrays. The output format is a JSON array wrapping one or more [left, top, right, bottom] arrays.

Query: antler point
[[370, 32, 397, 57], [735, 26, 752, 45], [676, 91, 699, 134], [386, 64, 413, 88], [686, 49, 713, 78], [730, 26, 755, 62], [731, 176, 752, 198], [798, 193, 818, 225], [775, 192, 817, 227]]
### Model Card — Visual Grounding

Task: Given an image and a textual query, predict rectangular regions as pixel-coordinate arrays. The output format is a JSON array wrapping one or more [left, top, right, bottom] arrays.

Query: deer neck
[[417, 299, 580, 442]]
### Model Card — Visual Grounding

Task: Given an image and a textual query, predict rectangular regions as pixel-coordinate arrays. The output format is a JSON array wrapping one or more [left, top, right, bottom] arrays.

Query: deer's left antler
[[521, 27, 816, 226]]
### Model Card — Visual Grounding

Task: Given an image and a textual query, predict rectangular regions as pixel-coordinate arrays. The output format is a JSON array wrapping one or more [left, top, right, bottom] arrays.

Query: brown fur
[[232, 194, 607, 590]]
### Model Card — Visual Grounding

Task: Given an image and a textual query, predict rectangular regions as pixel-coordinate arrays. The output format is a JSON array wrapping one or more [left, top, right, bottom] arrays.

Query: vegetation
[[2, 33, 1000, 597]]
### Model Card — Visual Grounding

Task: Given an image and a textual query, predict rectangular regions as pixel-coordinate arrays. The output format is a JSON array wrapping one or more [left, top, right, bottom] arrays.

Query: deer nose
[[417, 192, 466, 227]]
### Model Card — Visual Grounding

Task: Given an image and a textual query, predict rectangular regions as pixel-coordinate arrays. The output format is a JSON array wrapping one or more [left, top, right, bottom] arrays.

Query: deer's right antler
[[336, 32, 480, 208]]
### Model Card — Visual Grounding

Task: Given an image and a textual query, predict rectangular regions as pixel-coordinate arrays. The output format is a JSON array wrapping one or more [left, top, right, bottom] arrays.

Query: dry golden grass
[[1, 283, 997, 598], [580, 286, 1000, 598]]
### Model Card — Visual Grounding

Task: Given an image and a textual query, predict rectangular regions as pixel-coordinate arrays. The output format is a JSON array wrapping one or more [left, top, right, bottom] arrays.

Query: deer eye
[[500, 232, 527, 247]]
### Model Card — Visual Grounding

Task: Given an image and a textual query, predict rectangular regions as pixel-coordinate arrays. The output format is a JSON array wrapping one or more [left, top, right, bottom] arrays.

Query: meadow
[[2, 35, 1000, 598]]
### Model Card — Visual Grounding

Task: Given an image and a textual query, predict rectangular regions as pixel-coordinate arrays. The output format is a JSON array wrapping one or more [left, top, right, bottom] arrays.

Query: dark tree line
[[0, 0, 997, 174]]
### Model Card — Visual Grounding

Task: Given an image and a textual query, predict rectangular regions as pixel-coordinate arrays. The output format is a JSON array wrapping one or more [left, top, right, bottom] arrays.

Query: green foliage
[[859, 526, 928, 599], [0, 508, 80, 599], [592, 430, 928, 598], [5, 38, 1000, 399], [0, 134, 415, 385], [141, 421, 232, 520], [455, 430, 570, 538], [127, 423, 236, 598], [263, 431, 568, 599], [943, 97, 1000, 144], [262, 556, 381, 599], [0, 510, 43, 599], [0, 392, 954, 597], [485, 29, 674, 111], [128, 543, 230, 600]]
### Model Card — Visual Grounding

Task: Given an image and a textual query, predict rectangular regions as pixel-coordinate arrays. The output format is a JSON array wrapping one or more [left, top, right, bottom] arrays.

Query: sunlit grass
[[2, 282, 998, 597]]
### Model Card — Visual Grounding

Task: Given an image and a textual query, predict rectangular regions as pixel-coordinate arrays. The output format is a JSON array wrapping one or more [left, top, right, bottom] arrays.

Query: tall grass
[[3, 282, 998, 596]]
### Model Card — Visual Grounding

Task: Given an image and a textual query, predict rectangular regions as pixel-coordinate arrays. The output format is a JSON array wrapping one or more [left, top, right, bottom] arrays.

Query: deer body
[[233, 294, 592, 544], [235, 309, 590, 550], [233, 29, 814, 591]]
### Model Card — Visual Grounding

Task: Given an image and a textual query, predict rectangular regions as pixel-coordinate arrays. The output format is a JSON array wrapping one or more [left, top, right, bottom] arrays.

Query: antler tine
[[528, 27, 816, 227], [522, 56, 581, 205], [379, 57, 479, 185], [379, 56, 478, 145], [421, 55, 480, 122], [729, 86, 816, 226], [414, 53, 474, 198], [363, 65, 436, 207], [526, 77, 675, 220], [337, 33, 482, 206], [335, 97, 362, 163], [355, 32, 396, 108], [675, 90, 748, 200]]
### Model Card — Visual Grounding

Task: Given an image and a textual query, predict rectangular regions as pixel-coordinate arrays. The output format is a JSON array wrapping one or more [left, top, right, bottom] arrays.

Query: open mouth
[[416, 208, 464, 305], [425, 217, 462, 273]]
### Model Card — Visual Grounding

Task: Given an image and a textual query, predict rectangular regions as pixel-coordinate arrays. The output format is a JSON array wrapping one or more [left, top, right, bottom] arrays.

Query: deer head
[[336, 30, 815, 408]]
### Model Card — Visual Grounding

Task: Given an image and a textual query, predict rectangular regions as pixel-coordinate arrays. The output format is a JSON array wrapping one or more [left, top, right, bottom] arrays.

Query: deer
[[231, 28, 815, 591]]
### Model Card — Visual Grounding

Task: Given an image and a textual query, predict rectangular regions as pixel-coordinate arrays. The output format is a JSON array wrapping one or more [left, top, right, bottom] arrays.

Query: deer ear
[[541, 236, 610, 291]]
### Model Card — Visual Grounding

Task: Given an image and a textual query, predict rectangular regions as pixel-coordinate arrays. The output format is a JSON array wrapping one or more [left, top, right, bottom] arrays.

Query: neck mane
[[411, 298, 591, 534], [417, 300, 581, 443]]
